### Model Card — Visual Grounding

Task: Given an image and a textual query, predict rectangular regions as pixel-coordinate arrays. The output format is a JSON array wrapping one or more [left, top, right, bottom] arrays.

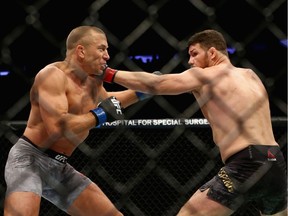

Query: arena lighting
[[227, 47, 236, 54], [130, 49, 239, 63], [129, 41, 284, 62], [0, 70, 10, 76], [280, 39, 288, 48], [130, 54, 159, 63]]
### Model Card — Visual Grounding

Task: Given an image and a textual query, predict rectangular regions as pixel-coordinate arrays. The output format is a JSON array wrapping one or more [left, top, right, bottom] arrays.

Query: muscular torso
[[23, 61, 103, 156], [192, 65, 278, 162]]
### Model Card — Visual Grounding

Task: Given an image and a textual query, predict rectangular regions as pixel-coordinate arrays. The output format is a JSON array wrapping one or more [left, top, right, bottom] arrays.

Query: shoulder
[[237, 68, 262, 82], [186, 64, 228, 82], [33, 62, 68, 89], [36, 63, 66, 80], [232, 68, 267, 94]]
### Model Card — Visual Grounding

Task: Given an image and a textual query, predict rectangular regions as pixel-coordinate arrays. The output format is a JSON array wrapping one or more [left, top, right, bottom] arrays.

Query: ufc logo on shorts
[[55, 154, 68, 163], [111, 98, 122, 115]]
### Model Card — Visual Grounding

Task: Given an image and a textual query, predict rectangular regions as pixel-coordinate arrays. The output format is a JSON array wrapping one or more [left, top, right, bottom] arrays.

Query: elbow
[[146, 80, 163, 95], [139, 85, 158, 95], [45, 127, 62, 143], [55, 116, 71, 137], [142, 78, 162, 95], [149, 86, 159, 95]]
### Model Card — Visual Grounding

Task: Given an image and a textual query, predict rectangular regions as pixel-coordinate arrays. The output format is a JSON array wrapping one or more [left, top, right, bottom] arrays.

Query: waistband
[[21, 135, 69, 164], [225, 145, 281, 164]]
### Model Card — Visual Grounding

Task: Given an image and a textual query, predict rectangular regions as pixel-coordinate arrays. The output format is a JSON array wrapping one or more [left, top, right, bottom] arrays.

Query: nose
[[188, 57, 194, 66], [104, 51, 110, 60]]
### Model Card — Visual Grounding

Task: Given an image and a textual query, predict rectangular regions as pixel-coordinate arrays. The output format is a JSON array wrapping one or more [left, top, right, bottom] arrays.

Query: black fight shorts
[[199, 145, 287, 215]]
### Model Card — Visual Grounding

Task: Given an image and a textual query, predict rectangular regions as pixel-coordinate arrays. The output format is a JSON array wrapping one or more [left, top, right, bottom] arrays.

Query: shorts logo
[[218, 168, 234, 193], [267, 150, 276, 161], [55, 154, 68, 163]]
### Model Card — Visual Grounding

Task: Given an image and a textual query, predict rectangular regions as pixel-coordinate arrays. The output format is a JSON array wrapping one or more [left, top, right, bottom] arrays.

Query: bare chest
[[66, 80, 100, 114]]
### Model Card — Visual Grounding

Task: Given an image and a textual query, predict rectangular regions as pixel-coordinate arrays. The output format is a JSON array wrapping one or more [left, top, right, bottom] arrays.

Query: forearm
[[108, 89, 140, 108], [114, 70, 156, 93], [59, 96, 124, 135], [102, 67, 162, 94], [58, 112, 96, 136]]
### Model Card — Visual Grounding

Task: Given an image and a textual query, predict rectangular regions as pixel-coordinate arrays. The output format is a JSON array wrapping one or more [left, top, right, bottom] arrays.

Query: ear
[[208, 47, 217, 59], [76, 45, 85, 58]]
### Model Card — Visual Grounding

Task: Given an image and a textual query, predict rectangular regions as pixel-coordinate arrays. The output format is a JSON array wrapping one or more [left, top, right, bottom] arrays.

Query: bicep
[[36, 70, 68, 131], [157, 70, 204, 95]]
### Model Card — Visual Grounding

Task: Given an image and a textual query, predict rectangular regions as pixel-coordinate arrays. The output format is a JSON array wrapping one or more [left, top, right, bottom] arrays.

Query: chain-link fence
[[0, 118, 287, 215], [0, 0, 287, 215], [0, 0, 287, 121]]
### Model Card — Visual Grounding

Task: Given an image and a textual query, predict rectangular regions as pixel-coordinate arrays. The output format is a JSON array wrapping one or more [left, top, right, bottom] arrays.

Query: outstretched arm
[[102, 66, 205, 95]]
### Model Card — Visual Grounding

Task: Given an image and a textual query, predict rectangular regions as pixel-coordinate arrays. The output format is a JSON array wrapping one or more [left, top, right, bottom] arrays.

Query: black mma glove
[[90, 96, 124, 126]]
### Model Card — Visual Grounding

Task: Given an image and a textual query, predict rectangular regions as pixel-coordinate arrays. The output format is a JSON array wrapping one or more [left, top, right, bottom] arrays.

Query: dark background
[[0, 1, 287, 216], [0, 0, 287, 121]]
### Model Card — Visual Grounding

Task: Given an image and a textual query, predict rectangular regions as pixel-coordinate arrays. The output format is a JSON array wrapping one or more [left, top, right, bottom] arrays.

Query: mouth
[[101, 64, 108, 71]]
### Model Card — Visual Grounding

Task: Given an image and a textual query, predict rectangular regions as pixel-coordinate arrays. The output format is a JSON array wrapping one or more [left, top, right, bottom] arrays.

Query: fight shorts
[[199, 145, 287, 215], [5, 136, 92, 212]]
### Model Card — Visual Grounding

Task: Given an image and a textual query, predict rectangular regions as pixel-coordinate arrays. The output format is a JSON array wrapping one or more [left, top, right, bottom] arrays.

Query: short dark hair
[[188, 29, 228, 56], [66, 26, 105, 50]]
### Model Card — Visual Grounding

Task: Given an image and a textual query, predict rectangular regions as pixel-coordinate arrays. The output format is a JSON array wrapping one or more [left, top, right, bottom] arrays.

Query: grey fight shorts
[[5, 137, 92, 212], [200, 145, 287, 215]]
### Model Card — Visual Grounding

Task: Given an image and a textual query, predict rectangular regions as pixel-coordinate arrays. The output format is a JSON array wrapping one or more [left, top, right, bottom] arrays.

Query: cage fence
[[0, 118, 286, 216]]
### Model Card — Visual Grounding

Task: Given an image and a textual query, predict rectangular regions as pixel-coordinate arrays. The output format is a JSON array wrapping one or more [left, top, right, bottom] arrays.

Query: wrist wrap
[[103, 67, 118, 83], [90, 108, 107, 126]]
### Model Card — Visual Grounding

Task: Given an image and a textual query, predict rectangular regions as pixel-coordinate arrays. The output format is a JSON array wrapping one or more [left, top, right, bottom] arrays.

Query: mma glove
[[152, 71, 162, 76], [102, 65, 118, 83], [90, 96, 124, 126]]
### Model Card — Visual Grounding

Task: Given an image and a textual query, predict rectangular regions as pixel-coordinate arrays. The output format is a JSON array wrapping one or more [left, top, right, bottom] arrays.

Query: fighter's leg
[[177, 189, 234, 216], [4, 192, 41, 216], [67, 182, 123, 216]]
